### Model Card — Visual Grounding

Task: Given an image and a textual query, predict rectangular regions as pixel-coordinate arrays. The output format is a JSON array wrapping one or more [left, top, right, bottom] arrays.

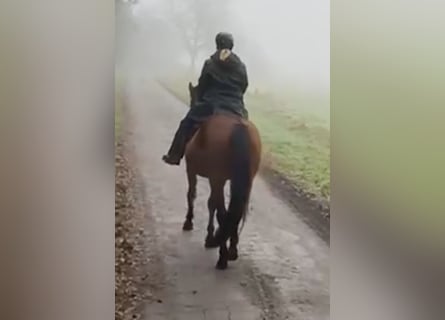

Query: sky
[[229, 0, 330, 92]]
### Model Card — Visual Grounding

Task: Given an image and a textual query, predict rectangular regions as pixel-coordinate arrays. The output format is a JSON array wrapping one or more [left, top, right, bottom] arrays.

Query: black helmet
[[215, 32, 234, 50]]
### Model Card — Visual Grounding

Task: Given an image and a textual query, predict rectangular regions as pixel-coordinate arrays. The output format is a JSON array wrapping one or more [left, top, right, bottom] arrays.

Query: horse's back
[[185, 114, 261, 179]]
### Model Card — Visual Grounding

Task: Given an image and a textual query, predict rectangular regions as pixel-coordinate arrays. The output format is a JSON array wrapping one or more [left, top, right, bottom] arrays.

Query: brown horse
[[182, 82, 262, 269]]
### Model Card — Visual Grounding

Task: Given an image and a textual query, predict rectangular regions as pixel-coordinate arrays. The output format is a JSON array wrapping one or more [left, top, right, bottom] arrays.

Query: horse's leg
[[216, 241, 229, 270], [228, 187, 251, 260], [205, 179, 225, 248], [205, 194, 217, 248], [214, 194, 227, 245], [216, 190, 230, 269], [228, 232, 239, 261], [183, 169, 197, 231]]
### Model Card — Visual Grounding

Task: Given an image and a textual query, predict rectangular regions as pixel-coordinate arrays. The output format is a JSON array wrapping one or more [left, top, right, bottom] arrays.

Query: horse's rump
[[185, 114, 261, 179]]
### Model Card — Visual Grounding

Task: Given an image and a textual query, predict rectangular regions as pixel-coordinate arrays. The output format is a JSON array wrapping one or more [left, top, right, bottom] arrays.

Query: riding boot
[[162, 120, 193, 165]]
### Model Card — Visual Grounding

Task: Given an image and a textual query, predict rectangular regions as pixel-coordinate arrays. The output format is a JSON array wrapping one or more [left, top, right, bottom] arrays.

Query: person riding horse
[[162, 32, 249, 165]]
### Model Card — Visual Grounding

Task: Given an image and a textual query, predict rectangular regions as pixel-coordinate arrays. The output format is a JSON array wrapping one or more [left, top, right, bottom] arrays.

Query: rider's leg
[[162, 105, 212, 165], [162, 116, 196, 165]]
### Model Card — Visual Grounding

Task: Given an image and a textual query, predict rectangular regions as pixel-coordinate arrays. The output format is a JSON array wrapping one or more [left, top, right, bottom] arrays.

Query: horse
[[182, 82, 262, 269]]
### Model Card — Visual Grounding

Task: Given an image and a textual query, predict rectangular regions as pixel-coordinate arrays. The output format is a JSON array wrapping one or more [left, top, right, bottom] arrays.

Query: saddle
[[190, 108, 245, 148], [213, 108, 243, 119]]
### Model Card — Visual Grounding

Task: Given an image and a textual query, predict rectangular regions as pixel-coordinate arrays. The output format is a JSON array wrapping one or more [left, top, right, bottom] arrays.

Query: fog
[[117, 0, 329, 95]]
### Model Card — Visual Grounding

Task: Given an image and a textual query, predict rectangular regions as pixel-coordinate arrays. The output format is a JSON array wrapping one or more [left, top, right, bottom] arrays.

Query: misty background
[[116, 0, 329, 98]]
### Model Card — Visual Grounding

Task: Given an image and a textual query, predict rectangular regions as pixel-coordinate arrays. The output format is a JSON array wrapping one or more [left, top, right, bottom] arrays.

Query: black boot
[[162, 121, 190, 165]]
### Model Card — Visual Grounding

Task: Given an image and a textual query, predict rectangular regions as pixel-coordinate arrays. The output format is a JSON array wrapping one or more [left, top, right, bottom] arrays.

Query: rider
[[162, 32, 249, 166]]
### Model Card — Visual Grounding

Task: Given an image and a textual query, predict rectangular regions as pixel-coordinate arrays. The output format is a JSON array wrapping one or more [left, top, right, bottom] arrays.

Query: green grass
[[162, 78, 330, 200], [247, 93, 330, 199]]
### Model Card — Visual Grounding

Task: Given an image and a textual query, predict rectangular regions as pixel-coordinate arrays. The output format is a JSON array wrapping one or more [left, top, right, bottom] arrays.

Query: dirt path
[[125, 79, 329, 320]]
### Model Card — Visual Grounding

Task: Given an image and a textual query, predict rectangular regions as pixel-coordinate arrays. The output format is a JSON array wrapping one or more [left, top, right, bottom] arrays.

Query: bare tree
[[165, 0, 231, 75]]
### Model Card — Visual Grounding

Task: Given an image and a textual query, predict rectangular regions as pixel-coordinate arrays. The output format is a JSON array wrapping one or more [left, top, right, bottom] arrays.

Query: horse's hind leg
[[205, 196, 217, 248], [216, 241, 229, 270], [229, 190, 251, 260], [214, 202, 226, 242], [205, 179, 225, 248], [228, 232, 239, 261], [183, 170, 197, 231]]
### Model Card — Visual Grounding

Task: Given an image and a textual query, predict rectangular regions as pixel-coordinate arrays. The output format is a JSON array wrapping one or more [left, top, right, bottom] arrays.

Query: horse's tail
[[220, 123, 252, 243]]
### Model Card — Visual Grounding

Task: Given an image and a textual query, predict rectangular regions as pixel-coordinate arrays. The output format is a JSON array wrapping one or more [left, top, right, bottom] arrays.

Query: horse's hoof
[[182, 221, 193, 231], [204, 236, 219, 249], [228, 248, 238, 261], [215, 259, 228, 270]]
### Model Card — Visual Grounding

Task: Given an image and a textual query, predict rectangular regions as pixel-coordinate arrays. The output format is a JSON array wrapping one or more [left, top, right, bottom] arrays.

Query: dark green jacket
[[195, 49, 248, 118]]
